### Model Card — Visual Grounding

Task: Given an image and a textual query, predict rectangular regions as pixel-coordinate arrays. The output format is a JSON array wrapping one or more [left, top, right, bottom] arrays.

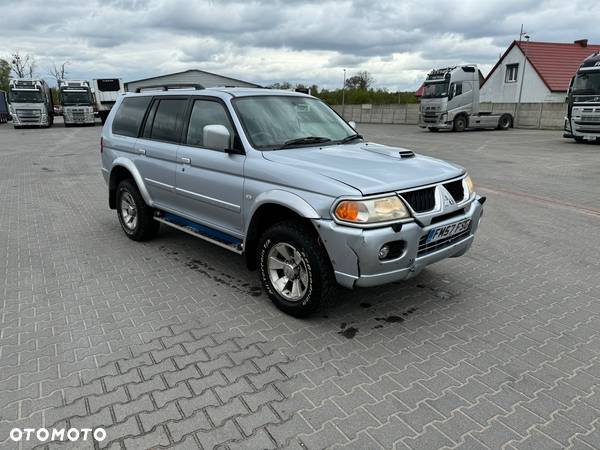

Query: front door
[[175, 98, 245, 235]]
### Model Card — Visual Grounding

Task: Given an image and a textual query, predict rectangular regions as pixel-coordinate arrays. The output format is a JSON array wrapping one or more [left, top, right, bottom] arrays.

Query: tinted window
[[112, 96, 151, 137], [97, 79, 121, 92], [187, 100, 234, 148], [141, 100, 159, 139], [149, 99, 188, 143]]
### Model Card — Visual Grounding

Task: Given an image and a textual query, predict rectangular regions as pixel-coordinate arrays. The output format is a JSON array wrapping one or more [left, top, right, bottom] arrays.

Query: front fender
[[110, 157, 153, 207], [245, 189, 319, 233]]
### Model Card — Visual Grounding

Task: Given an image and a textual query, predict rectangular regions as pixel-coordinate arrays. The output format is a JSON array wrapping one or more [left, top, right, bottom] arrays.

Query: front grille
[[581, 115, 600, 122], [443, 180, 464, 202], [16, 109, 41, 123], [400, 187, 435, 213], [417, 226, 471, 256]]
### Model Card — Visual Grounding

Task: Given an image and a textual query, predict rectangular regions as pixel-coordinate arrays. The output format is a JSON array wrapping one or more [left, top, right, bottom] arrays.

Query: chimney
[[574, 39, 588, 47]]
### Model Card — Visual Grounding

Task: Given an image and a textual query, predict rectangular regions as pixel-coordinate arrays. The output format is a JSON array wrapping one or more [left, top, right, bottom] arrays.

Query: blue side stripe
[[162, 212, 242, 245]]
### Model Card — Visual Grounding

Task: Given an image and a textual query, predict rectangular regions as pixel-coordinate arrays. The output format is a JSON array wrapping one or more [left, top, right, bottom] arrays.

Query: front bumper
[[12, 113, 49, 127], [418, 114, 453, 129], [569, 117, 600, 139], [314, 196, 484, 288]]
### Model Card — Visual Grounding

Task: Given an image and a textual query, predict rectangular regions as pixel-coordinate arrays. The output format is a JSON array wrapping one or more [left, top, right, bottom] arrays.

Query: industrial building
[[125, 69, 260, 92]]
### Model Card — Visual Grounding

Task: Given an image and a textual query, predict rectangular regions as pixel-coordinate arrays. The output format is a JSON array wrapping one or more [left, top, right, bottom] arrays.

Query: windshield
[[572, 72, 600, 95], [233, 96, 355, 149], [422, 81, 449, 98], [61, 90, 92, 106], [9, 89, 43, 103]]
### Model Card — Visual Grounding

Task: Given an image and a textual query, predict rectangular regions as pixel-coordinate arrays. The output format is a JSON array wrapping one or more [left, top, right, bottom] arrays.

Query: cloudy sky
[[2, 0, 600, 90]]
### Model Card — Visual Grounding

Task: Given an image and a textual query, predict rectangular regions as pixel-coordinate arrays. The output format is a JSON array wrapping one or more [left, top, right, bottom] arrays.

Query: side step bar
[[154, 211, 243, 254]]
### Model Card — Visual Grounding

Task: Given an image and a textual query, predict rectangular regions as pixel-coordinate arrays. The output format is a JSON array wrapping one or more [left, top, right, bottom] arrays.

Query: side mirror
[[203, 124, 231, 151], [348, 120, 357, 130], [447, 87, 454, 101]]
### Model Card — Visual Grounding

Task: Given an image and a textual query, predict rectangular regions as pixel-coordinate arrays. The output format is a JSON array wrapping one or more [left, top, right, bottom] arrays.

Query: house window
[[505, 64, 519, 83]]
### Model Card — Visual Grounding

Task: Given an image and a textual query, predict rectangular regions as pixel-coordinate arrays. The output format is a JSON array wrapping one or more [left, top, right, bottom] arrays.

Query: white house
[[480, 39, 600, 103]]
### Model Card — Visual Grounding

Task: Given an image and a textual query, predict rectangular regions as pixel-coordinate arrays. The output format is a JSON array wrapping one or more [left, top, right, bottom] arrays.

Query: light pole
[[515, 34, 530, 126], [341, 69, 347, 109]]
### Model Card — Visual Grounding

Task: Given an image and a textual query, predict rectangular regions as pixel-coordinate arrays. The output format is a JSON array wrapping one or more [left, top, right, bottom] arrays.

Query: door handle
[[137, 148, 146, 155], [181, 157, 191, 164]]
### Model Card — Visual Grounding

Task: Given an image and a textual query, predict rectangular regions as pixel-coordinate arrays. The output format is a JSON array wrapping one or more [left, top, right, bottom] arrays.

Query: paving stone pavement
[[1, 120, 599, 449]]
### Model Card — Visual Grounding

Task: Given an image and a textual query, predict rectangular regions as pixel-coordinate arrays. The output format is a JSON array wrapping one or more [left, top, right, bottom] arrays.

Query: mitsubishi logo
[[443, 192, 455, 206], [440, 186, 455, 207]]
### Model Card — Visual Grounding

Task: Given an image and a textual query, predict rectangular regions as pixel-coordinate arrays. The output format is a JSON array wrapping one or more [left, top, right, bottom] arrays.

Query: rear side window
[[112, 97, 151, 137], [147, 99, 188, 143]]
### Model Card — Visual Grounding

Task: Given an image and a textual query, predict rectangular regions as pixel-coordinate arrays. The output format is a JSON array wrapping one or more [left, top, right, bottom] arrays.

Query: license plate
[[426, 219, 471, 244]]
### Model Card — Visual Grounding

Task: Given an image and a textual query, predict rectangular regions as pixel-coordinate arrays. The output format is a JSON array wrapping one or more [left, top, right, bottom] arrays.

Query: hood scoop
[[360, 143, 414, 159]]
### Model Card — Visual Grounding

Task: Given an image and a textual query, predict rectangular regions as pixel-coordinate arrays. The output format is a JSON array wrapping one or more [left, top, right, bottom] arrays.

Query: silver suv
[[101, 86, 485, 316]]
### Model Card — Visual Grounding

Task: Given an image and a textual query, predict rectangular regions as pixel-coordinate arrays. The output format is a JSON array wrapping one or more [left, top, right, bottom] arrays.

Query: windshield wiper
[[339, 133, 363, 144], [278, 136, 331, 149]]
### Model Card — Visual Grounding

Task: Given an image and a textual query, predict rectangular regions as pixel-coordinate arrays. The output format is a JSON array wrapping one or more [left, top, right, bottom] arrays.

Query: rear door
[[174, 98, 245, 235], [135, 96, 188, 209]]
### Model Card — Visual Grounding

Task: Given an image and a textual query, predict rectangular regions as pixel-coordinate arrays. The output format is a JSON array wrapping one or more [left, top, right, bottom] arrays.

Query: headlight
[[334, 195, 410, 224], [464, 175, 475, 195]]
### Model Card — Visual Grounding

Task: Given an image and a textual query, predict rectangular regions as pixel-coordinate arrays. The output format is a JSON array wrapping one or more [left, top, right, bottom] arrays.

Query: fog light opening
[[378, 245, 390, 260]]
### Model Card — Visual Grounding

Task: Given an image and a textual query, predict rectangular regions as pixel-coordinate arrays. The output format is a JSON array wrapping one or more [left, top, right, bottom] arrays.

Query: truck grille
[[443, 180, 464, 202], [417, 226, 471, 256], [16, 109, 41, 123], [400, 187, 436, 212]]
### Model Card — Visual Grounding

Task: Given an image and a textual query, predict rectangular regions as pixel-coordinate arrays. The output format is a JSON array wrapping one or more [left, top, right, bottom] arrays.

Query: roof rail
[[134, 84, 204, 93]]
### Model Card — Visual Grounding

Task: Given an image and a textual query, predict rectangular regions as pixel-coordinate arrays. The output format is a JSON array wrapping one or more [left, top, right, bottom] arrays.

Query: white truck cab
[[419, 65, 513, 132], [59, 80, 95, 126], [564, 52, 600, 143], [8, 79, 54, 128]]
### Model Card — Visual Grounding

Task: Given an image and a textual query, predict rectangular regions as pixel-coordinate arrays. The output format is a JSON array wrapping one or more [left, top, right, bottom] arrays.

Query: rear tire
[[116, 179, 159, 241], [257, 220, 336, 317], [497, 114, 512, 130], [453, 115, 467, 132]]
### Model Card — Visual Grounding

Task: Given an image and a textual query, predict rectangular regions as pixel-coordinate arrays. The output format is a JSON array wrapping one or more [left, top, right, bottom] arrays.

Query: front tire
[[116, 179, 159, 241], [453, 115, 467, 132], [428, 127, 439, 132], [257, 220, 336, 317]]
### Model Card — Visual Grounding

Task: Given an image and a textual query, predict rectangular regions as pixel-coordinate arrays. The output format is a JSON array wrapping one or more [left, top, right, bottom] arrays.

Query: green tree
[[0, 59, 10, 92], [345, 71, 374, 89]]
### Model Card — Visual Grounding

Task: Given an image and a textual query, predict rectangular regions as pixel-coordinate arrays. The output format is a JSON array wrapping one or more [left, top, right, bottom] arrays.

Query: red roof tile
[[483, 40, 600, 92]]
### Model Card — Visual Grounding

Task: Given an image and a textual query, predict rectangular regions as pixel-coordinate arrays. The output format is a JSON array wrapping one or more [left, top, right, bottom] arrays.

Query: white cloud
[[1, 0, 599, 90]]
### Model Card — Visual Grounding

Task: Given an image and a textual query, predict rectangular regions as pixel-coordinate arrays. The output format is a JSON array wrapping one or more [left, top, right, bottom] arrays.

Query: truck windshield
[[9, 90, 43, 103], [233, 96, 355, 149], [61, 90, 92, 106], [422, 81, 449, 98], [572, 72, 600, 95]]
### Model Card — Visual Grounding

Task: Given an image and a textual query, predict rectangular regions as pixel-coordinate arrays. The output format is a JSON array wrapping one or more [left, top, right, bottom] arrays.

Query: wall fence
[[331, 102, 567, 130]]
